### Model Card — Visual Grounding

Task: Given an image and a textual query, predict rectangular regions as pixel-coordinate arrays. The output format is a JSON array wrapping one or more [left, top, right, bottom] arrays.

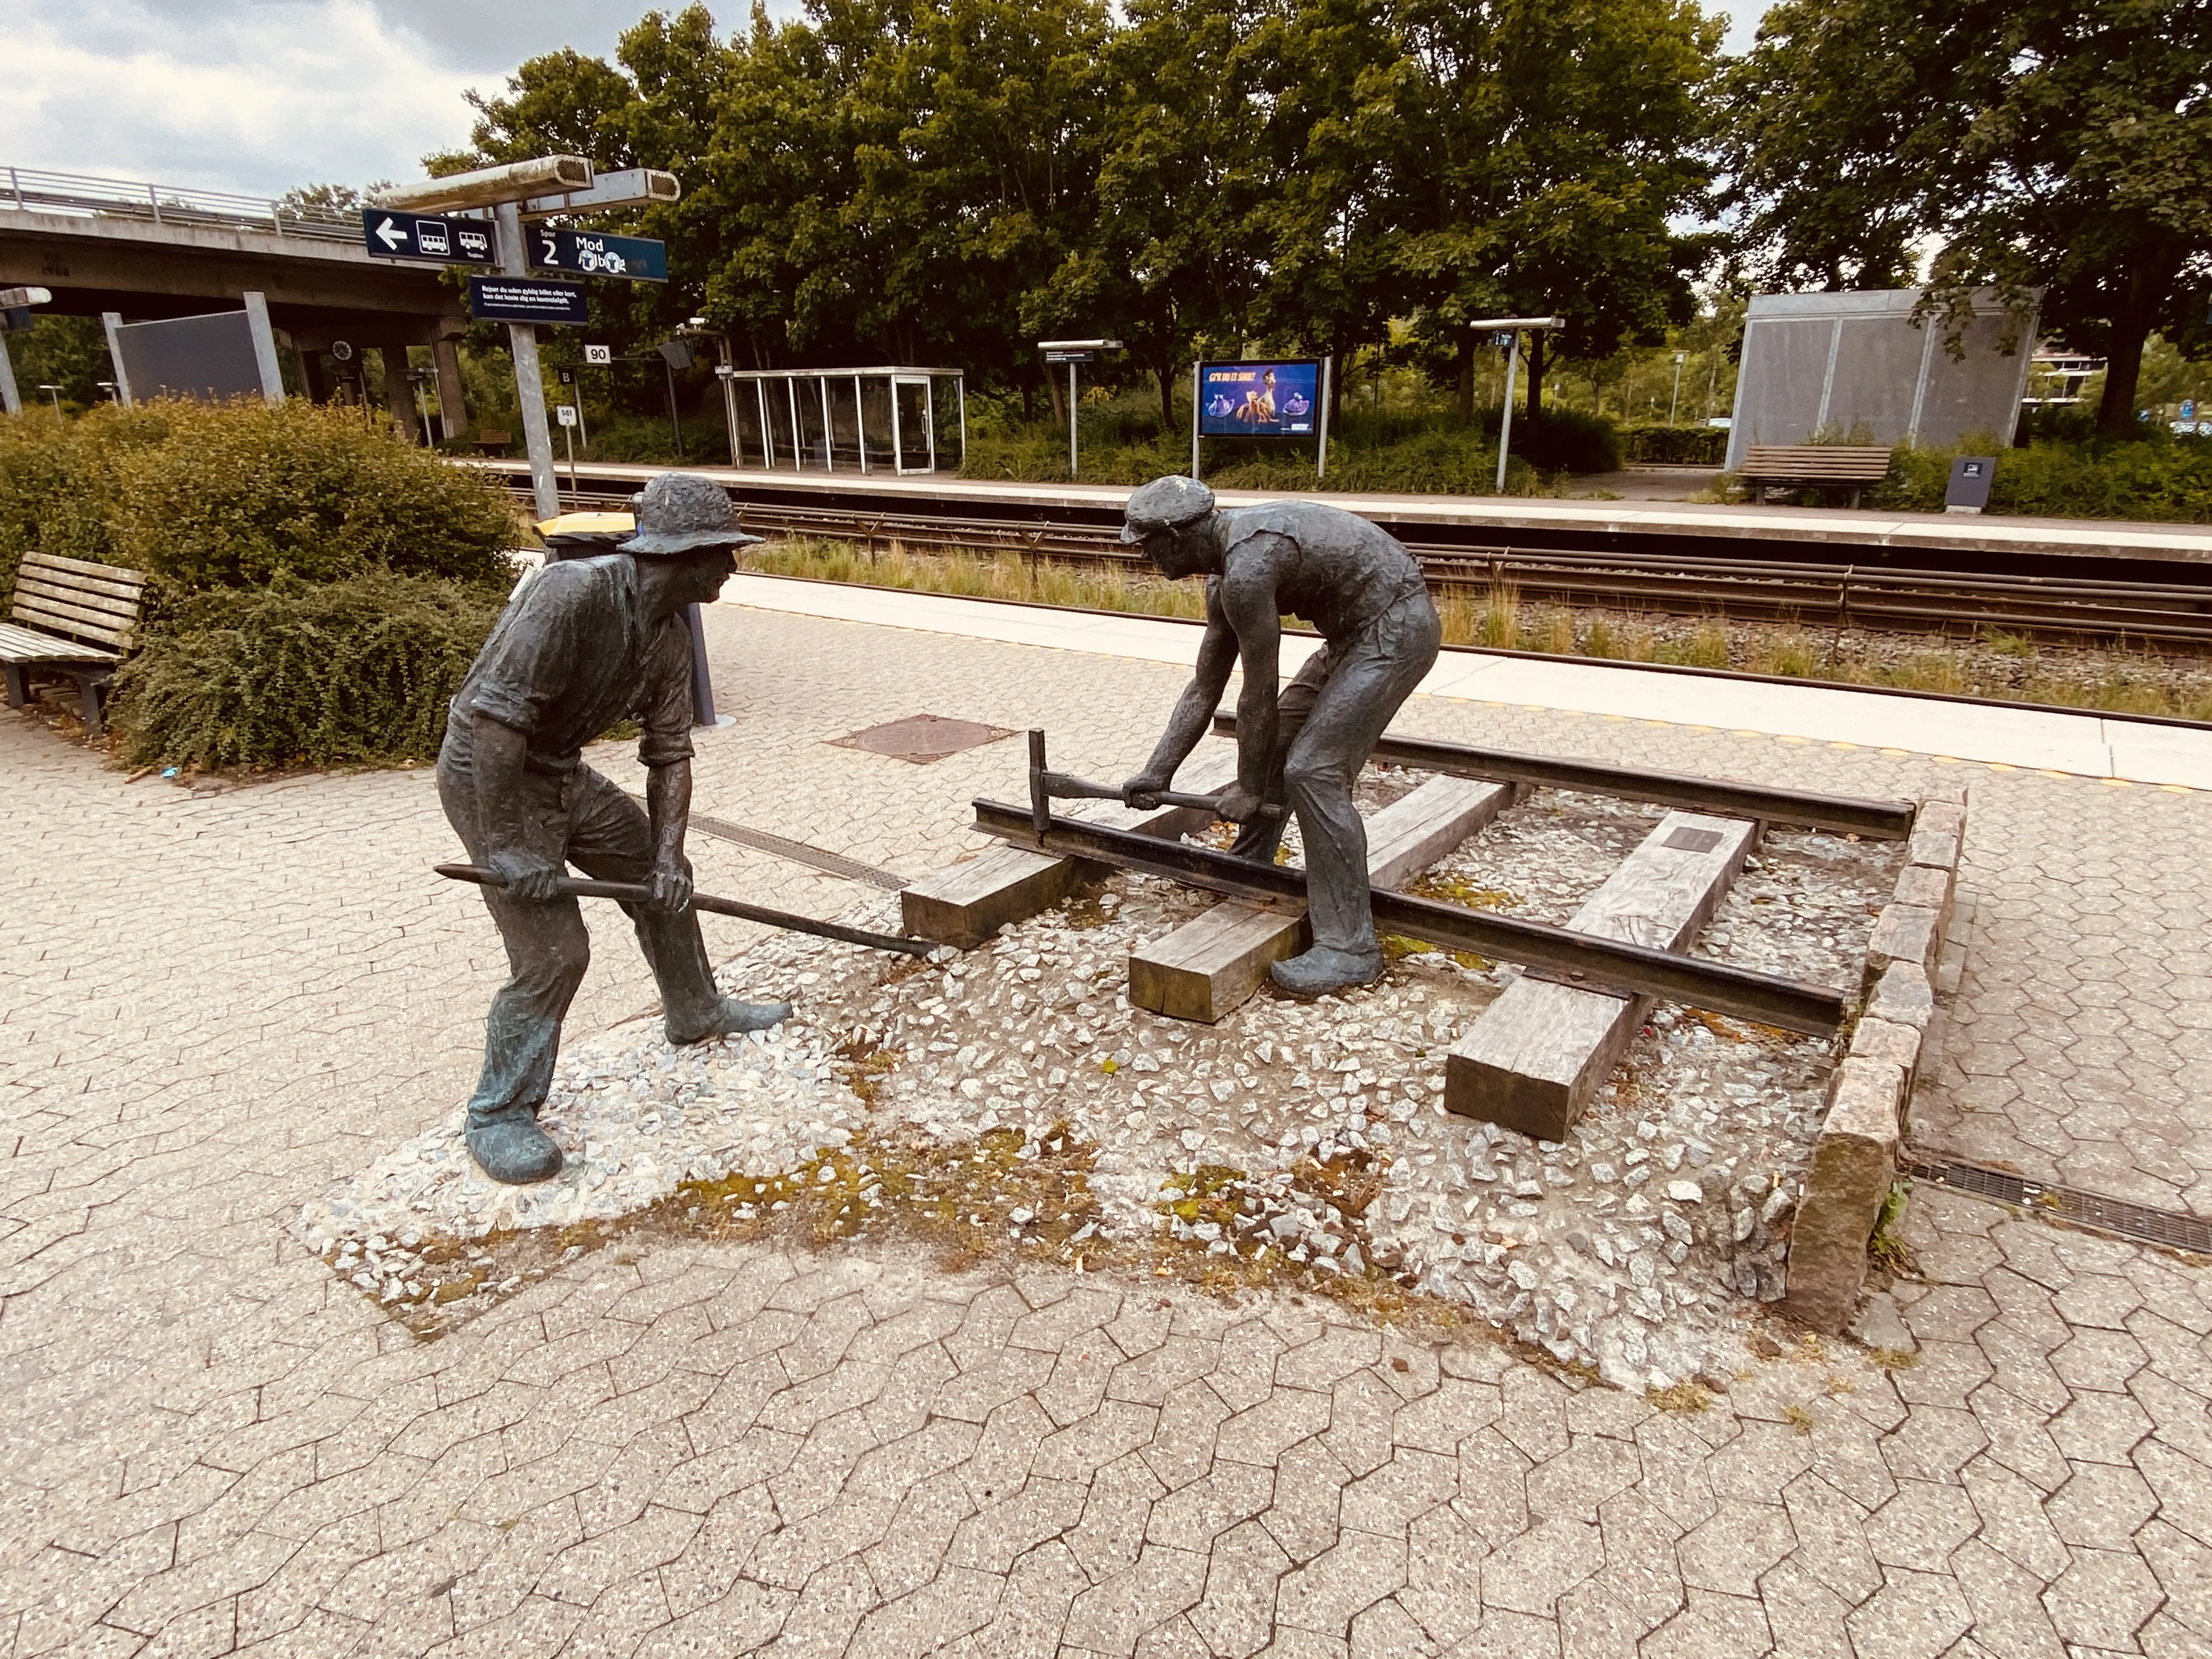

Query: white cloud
[[0, 0, 679, 198]]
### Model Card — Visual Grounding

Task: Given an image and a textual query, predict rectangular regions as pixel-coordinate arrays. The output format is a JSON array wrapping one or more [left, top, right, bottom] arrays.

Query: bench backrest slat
[[1740, 445, 1893, 481], [8, 552, 148, 651]]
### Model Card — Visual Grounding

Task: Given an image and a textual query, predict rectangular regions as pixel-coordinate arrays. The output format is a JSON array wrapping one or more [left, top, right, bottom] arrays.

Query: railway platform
[[716, 571, 2212, 788], [467, 454, 2212, 569]]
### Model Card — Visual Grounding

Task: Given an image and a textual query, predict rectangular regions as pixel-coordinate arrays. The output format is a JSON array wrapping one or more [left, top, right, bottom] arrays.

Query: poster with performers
[[1197, 359, 1321, 436]]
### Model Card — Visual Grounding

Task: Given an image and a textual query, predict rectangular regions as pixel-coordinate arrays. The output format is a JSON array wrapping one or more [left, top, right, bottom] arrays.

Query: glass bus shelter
[[719, 366, 966, 475]]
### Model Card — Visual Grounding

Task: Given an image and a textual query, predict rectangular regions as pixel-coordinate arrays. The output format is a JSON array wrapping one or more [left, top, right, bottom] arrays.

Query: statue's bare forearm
[[472, 721, 533, 857], [1143, 679, 1221, 781], [646, 758, 691, 867], [1139, 620, 1237, 784]]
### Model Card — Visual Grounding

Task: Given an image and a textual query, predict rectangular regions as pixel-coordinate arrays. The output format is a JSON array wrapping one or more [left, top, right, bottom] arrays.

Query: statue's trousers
[[435, 744, 725, 1130]]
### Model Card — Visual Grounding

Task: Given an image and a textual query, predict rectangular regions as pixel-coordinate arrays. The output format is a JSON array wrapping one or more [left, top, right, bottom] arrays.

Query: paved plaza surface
[[5, 600, 2212, 1657]]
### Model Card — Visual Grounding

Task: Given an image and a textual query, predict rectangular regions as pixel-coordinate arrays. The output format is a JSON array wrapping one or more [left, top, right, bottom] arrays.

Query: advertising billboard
[[1197, 359, 1321, 437]]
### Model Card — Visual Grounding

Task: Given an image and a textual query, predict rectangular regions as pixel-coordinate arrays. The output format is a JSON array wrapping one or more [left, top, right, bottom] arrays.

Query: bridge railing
[[1, 165, 359, 242]]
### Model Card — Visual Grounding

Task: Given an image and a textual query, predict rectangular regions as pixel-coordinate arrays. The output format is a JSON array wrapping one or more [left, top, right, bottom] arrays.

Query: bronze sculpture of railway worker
[[438, 472, 791, 1185], [1119, 475, 1441, 997]]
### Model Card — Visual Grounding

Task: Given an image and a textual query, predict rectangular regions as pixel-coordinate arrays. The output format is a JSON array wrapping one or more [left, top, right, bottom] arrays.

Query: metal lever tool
[[1025, 729, 1282, 840]]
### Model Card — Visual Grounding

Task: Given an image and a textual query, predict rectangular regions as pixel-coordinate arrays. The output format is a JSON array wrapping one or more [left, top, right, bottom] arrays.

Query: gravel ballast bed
[[303, 772, 1899, 1389]]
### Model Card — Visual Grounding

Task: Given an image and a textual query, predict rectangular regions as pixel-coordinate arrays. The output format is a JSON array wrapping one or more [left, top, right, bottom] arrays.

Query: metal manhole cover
[[833, 714, 1015, 764]]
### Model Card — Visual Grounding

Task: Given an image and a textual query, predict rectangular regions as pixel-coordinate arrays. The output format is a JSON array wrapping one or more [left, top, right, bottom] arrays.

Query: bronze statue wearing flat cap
[[437, 472, 788, 1184], [1119, 476, 1441, 997]]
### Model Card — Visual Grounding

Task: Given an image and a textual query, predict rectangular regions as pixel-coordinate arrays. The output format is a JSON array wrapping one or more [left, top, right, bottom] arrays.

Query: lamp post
[[38, 384, 61, 412], [1668, 351, 1686, 427], [96, 381, 118, 404], [1037, 338, 1123, 478], [1463, 316, 1564, 493]]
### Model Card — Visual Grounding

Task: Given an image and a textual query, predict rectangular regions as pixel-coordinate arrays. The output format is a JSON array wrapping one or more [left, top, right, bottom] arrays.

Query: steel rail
[[970, 801, 1848, 1035], [1207, 713, 1918, 838], [489, 470, 2212, 646]]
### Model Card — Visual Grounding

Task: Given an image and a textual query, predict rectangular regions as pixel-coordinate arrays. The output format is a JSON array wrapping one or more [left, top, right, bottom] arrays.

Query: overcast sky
[[5, 0, 1765, 202]]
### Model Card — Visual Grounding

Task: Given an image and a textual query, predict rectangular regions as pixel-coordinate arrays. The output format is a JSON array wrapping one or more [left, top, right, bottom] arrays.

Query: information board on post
[[1197, 359, 1322, 436], [468, 277, 589, 326], [528, 228, 669, 283]]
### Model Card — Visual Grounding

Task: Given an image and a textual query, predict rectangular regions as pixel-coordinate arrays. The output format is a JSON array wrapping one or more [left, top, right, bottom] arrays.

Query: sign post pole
[[556, 405, 579, 506], [1040, 340, 1119, 482], [1455, 315, 1560, 495], [1317, 356, 1332, 481], [1495, 332, 1521, 495], [1190, 359, 1201, 481], [495, 201, 561, 521]]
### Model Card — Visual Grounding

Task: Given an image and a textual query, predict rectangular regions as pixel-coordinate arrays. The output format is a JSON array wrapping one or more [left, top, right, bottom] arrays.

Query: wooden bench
[[1738, 445, 1892, 508], [0, 552, 148, 735], [474, 428, 514, 458]]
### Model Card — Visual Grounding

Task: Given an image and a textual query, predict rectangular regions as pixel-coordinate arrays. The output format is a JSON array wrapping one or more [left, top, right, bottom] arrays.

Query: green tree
[[1037, 0, 1278, 426], [1725, 0, 2212, 434], [1392, 0, 1722, 421], [846, 0, 1114, 395], [1240, 0, 1409, 408], [7, 315, 113, 409]]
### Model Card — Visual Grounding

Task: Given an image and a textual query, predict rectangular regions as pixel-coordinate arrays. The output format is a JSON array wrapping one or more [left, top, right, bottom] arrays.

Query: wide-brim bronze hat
[[619, 472, 766, 556], [1120, 474, 1216, 543]]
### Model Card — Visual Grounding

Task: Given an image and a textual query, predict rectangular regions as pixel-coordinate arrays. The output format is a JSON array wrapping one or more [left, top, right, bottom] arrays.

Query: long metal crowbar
[[435, 864, 931, 956]]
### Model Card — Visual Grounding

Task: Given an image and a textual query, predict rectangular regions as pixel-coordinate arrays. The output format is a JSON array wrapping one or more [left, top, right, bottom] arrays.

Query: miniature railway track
[[502, 472, 2212, 648]]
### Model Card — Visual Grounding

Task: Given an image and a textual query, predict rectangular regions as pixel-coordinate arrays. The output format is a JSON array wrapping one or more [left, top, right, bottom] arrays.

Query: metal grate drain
[[832, 714, 1016, 764], [1904, 1150, 2212, 1255]]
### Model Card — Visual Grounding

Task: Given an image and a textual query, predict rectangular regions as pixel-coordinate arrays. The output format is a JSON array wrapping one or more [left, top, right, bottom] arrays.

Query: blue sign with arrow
[[528, 227, 669, 283], [361, 211, 496, 265]]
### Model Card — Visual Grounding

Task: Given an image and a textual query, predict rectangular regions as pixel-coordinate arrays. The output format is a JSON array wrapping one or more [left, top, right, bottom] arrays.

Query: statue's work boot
[[670, 995, 793, 1045], [465, 1107, 565, 1184], [1270, 945, 1385, 1000]]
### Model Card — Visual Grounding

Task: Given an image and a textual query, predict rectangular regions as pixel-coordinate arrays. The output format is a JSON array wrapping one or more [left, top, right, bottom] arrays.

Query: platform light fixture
[[1463, 315, 1564, 492], [1037, 338, 1124, 478]]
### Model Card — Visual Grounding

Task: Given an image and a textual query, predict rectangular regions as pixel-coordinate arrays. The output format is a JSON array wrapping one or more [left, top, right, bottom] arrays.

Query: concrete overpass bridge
[[0, 165, 472, 431]]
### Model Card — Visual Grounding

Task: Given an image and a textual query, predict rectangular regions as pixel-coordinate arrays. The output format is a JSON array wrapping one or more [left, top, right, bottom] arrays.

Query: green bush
[[1874, 432, 2212, 522], [1620, 424, 1728, 466], [960, 402, 1616, 493], [105, 399, 520, 590], [111, 570, 506, 770], [0, 403, 180, 599]]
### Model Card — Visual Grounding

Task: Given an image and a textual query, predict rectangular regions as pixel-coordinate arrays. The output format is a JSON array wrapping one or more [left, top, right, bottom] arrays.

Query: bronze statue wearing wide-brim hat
[[619, 472, 766, 557]]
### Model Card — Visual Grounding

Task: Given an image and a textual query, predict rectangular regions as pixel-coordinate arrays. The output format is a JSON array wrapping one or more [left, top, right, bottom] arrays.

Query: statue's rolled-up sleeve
[[460, 579, 570, 736]]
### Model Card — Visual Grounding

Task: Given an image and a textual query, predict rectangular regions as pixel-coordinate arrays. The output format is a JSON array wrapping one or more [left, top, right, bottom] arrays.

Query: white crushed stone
[[304, 770, 1900, 1389]]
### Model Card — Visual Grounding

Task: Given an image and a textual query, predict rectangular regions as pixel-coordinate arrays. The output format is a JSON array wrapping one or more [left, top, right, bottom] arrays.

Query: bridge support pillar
[[242, 292, 285, 407], [432, 337, 467, 443], [379, 347, 419, 442], [0, 332, 19, 415]]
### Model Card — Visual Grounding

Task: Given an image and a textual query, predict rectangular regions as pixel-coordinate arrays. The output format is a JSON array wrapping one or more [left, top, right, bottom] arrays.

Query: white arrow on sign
[[373, 216, 409, 251]]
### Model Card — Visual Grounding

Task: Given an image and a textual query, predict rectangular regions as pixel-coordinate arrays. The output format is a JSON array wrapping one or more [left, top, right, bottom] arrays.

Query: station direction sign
[[468, 277, 588, 326], [528, 228, 668, 283], [362, 211, 496, 264], [1044, 349, 1093, 364]]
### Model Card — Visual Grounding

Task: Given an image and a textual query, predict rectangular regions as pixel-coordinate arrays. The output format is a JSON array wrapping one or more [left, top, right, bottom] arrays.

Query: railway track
[[511, 476, 2212, 649]]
